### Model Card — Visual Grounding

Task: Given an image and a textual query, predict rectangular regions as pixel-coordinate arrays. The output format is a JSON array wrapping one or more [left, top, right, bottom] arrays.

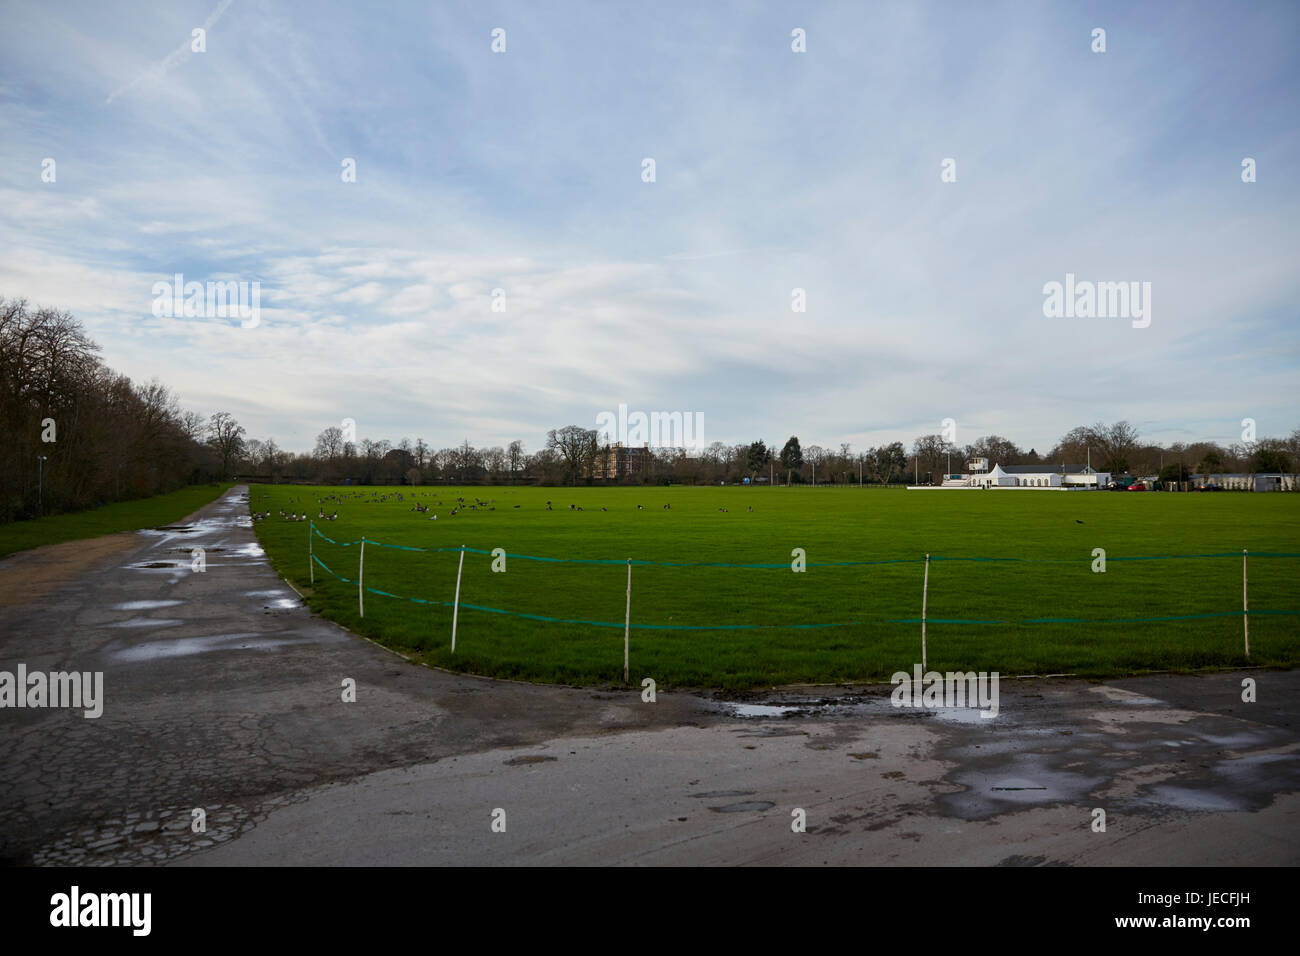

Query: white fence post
[[451, 545, 466, 653], [624, 558, 632, 683], [1243, 548, 1249, 658], [358, 537, 365, 617], [309, 521, 314, 586], [921, 553, 930, 671]]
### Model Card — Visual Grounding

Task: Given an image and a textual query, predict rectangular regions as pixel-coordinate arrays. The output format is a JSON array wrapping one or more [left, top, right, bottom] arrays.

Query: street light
[[37, 454, 47, 515]]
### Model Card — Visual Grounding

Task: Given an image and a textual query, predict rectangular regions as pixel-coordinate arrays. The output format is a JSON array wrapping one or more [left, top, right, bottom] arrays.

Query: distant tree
[[1253, 441, 1291, 474], [453, 439, 483, 481], [864, 442, 904, 484], [747, 440, 771, 479], [911, 434, 947, 485], [260, 438, 281, 476], [547, 426, 598, 485], [206, 412, 246, 479], [1090, 421, 1139, 473], [507, 440, 525, 481], [314, 426, 343, 462], [965, 435, 1022, 466], [779, 436, 802, 484], [806, 445, 827, 484], [179, 410, 206, 442]]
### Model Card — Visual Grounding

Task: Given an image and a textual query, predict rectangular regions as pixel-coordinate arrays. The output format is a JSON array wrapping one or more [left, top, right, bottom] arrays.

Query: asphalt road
[[1, 486, 1296, 865]]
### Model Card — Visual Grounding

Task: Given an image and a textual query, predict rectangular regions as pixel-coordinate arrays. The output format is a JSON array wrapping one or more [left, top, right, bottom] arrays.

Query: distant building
[[968, 464, 1110, 489], [601, 442, 655, 480], [1189, 473, 1298, 492]]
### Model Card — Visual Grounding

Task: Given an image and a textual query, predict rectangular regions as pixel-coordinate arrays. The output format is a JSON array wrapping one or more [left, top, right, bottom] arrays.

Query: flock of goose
[[250, 490, 755, 524]]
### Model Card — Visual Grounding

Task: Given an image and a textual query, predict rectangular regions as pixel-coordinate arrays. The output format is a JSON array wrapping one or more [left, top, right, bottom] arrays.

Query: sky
[[1, 0, 1297, 456]]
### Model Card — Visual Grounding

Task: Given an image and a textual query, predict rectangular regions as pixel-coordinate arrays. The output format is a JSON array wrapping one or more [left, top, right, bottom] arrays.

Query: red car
[[1127, 482, 1147, 491]]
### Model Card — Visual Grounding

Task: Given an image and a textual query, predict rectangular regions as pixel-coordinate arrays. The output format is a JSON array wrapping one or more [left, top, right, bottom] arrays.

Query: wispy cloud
[[106, 0, 235, 104], [1, 0, 1296, 453]]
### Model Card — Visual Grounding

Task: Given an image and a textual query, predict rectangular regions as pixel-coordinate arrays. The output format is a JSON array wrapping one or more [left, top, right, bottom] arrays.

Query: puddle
[[711, 695, 892, 721], [714, 696, 992, 724], [1090, 686, 1164, 706], [1217, 752, 1296, 770], [105, 617, 183, 629], [990, 779, 1048, 792], [108, 631, 346, 662], [111, 600, 183, 611], [231, 543, 265, 559], [709, 801, 775, 813], [1145, 785, 1243, 812], [245, 590, 290, 598], [265, 598, 301, 610], [926, 706, 998, 724], [1194, 731, 1268, 749], [942, 762, 1106, 820], [727, 703, 803, 719], [691, 790, 756, 799]]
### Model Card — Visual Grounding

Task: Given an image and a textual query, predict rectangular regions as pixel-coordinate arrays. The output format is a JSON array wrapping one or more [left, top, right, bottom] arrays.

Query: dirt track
[[1, 486, 1296, 865]]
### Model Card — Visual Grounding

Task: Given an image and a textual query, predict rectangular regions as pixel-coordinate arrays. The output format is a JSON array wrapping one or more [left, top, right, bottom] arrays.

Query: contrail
[[106, 0, 235, 104]]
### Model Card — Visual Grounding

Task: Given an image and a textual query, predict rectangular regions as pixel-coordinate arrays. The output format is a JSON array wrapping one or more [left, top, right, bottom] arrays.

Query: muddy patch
[[0, 533, 139, 608]]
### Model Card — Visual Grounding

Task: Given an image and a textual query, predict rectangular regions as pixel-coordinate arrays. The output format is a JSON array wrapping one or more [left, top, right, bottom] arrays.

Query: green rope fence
[[307, 523, 1298, 635]]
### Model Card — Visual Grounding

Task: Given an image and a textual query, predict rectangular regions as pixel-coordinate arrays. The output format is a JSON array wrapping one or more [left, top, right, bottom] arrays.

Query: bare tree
[[911, 434, 948, 485], [507, 440, 524, 482], [314, 426, 343, 462], [547, 425, 597, 485], [179, 410, 206, 442], [206, 412, 246, 479]]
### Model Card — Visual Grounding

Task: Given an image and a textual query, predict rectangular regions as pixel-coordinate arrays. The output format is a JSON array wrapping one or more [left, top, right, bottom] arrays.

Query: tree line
[[4, 298, 1296, 524], [244, 420, 1298, 488], [3, 298, 259, 522]]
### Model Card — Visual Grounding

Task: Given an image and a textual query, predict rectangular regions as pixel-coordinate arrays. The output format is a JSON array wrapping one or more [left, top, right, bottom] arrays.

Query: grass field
[[0, 483, 232, 559], [251, 484, 1300, 688]]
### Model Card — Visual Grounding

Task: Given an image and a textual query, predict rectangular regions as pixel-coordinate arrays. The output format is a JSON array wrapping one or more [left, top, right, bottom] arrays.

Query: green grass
[[252, 484, 1300, 688], [0, 483, 233, 559]]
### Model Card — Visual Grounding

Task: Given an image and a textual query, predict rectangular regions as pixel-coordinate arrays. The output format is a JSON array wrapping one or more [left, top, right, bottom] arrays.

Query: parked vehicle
[[1127, 482, 1147, 491]]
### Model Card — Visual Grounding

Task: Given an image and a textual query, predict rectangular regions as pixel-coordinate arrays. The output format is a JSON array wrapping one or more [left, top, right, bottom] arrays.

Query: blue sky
[[1, 0, 1297, 455]]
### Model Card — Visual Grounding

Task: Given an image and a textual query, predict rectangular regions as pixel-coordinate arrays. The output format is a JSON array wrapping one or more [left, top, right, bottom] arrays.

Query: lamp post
[[37, 454, 47, 515]]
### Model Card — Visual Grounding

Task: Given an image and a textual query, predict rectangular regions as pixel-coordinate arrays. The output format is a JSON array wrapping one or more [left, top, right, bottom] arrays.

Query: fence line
[[306, 523, 1297, 669], [306, 552, 1296, 630]]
